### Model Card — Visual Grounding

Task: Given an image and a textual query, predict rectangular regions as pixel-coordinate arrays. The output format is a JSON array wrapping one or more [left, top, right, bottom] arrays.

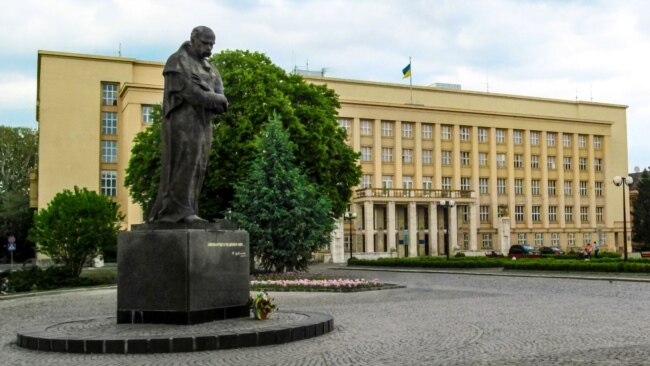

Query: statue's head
[[190, 26, 216, 59]]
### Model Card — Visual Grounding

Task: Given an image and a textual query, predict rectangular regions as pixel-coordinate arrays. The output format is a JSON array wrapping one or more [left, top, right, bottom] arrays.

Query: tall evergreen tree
[[231, 114, 334, 272], [633, 169, 650, 245]]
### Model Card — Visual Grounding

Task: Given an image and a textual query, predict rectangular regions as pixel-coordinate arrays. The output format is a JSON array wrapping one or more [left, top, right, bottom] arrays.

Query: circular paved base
[[16, 310, 333, 354]]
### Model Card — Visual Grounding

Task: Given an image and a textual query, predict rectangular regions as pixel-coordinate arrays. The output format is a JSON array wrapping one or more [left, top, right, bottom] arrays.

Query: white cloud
[[0, 73, 36, 110]]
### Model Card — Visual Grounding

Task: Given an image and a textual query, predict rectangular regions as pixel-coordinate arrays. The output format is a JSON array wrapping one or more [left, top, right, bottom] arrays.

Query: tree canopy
[[231, 113, 334, 272], [633, 169, 650, 245]]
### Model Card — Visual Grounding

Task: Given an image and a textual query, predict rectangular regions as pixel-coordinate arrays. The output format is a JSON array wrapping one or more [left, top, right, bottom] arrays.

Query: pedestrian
[[594, 241, 601, 258], [0, 277, 8, 295], [584, 242, 593, 260]]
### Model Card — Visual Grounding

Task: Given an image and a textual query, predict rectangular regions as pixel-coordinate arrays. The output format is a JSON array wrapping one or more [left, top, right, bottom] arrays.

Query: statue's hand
[[191, 74, 212, 91]]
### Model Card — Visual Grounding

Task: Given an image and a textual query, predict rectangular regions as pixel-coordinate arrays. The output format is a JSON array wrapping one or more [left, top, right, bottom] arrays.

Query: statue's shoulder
[[164, 42, 192, 74]]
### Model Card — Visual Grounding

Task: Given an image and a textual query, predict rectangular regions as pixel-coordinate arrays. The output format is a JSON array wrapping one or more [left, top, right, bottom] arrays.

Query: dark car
[[539, 246, 565, 255], [508, 244, 542, 258]]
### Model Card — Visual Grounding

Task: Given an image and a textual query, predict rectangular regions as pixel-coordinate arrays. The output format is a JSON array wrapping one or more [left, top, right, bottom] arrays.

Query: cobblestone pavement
[[3, 265, 650, 365]]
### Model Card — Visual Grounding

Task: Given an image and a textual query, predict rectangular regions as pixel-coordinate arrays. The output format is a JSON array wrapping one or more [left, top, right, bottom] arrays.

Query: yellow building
[[36, 50, 631, 262]]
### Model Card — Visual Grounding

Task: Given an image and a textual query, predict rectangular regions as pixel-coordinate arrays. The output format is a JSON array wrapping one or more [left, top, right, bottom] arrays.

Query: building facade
[[35, 51, 631, 262]]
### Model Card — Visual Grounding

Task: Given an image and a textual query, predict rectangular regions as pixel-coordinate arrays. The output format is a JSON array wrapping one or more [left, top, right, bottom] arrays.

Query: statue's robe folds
[[148, 41, 226, 223]]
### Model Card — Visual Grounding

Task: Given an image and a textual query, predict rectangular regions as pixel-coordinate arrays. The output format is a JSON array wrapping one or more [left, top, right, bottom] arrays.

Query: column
[[331, 218, 345, 263], [408, 201, 418, 257], [428, 202, 438, 255], [470, 201, 478, 251], [450, 205, 458, 252], [387, 201, 397, 253], [364, 201, 375, 252], [541, 131, 549, 229], [558, 132, 566, 229]]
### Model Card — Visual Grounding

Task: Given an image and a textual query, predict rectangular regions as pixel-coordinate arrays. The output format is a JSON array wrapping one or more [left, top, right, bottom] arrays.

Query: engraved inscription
[[208, 242, 244, 247]]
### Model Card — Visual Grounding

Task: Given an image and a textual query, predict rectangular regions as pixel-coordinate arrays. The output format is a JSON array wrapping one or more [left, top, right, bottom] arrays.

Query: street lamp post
[[440, 200, 456, 260], [344, 211, 357, 262], [613, 175, 633, 261]]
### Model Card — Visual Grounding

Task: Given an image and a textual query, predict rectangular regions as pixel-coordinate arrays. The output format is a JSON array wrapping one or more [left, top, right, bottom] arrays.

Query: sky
[[1, 0, 649, 172]]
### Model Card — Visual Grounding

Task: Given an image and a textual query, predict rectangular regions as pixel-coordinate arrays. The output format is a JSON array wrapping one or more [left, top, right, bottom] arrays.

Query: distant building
[[35, 50, 631, 261]]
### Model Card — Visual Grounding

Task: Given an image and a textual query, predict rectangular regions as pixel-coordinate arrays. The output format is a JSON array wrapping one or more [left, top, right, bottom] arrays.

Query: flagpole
[[409, 56, 413, 104]]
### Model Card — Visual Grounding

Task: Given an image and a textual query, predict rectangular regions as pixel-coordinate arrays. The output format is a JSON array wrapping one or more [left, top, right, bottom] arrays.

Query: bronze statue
[[148, 26, 228, 223]]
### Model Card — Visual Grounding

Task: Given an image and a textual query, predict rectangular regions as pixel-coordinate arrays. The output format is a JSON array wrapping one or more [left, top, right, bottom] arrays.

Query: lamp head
[[613, 176, 622, 186], [625, 176, 634, 185], [449, 200, 456, 207]]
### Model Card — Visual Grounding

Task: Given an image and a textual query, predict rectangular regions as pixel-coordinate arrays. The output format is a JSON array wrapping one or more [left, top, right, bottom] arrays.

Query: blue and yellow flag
[[402, 63, 411, 79]]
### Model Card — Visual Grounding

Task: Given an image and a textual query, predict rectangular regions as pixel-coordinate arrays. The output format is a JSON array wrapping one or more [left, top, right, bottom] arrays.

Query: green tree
[[633, 168, 650, 245], [125, 50, 361, 220], [231, 114, 334, 272], [29, 187, 124, 277]]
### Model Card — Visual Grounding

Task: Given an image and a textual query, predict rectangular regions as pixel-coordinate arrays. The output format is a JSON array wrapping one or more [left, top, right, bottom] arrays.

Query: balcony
[[355, 188, 473, 201]]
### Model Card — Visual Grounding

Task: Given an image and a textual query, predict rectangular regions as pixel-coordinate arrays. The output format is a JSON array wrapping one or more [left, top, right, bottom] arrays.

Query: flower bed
[[250, 273, 400, 292]]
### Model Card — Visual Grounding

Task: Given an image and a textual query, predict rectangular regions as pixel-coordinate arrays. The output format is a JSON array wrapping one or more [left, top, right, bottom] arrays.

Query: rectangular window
[[532, 206, 541, 222], [360, 119, 373, 135], [563, 157, 572, 171], [460, 177, 471, 191], [579, 158, 587, 171], [565, 206, 573, 222], [479, 178, 489, 194], [497, 153, 506, 168], [422, 149, 432, 164], [568, 232, 575, 246], [580, 181, 588, 196], [595, 181, 603, 196], [402, 149, 413, 163], [548, 206, 557, 222], [421, 123, 431, 139], [482, 233, 493, 249], [552, 233, 560, 246], [596, 206, 604, 222], [580, 206, 589, 222], [496, 128, 506, 144], [422, 176, 433, 190], [513, 130, 523, 145], [478, 128, 488, 143], [382, 176, 393, 189], [480, 206, 490, 222], [459, 126, 470, 141], [583, 233, 592, 245], [142, 105, 154, 124], [401, 122, 413, 138], [531, 180, 540, 195], [531, 155, 539, 169], [535, 233, 544, 246], [578, 135, 587, 149], [338, 118, 350, 132], [442, 176, 452, 190], [381, 121, 393, 137], [515, 205, 525, 222], [593, 135, 602, 149], [514, 154, 523, 168], [101, 140, 117, 163], [515, 179, 524, 195], [564, 181, 572, 195], [442, 125, 452, 140], [547, 156, 556, 169], [361, 147, 372, 161], [460, 151, 470, 166], [548, 180, 556, 196], [563, 134, 572, 148], [547, 132, 556, 147], [594, 158, 602, 171], [101, 82, 118, 106], [100, 170, 117, 196], [497, 178, 507, 194], [402, 176, 413, 189], [530, 131, 540, 145], [382, 148, 393, 162], [518, 233, 527, 245], [479, 152, 488, 167], [101, 112, 117, 135], [361, 175, 372, 189], [441, 150, 452, 165]]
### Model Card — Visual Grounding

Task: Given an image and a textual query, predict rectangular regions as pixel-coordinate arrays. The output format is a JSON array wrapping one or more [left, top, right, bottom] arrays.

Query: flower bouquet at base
[[251, 291, 277, 320]]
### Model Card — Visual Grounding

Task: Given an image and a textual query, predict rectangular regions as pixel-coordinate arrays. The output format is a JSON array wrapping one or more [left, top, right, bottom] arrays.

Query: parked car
[[539, 246, 565, 255], [508, 244, 542, 258]]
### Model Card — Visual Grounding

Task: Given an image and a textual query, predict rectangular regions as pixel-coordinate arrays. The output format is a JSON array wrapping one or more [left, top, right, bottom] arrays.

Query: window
[[101, 82, 118, 106], [547, 132, 556, 147], [514, 154, 523, 168], [531, 155, 539, 169], [460, 151, 470, 166], [596, 206, 604, 222], [594, 158, 602, 171], [530, 131, 540, 145], [441, 150, 452, 165], [479, 178, 489, 194], [361, 175, 372, 189], [459, 126, 470, 141], [578, 135, 587, 149], [518, 233, 527, 245], [100, 170, 117, 196], [460, 177, 471, 191], [563, 134, 571, 148], [552, 233, 560, 246], [532, 206, 541, 222], [401, 122, 413, 138], [513, 130, 523, 145], [338, 118, 350, 132], [579, 181, 588, 196], [360, 119, 373, 135], [101, 140, 117, 163], [563, 157, 572, 171], [422, 176, 433, 190], [422, 149, 432, 164], [101, 112, 117, 135], [496, 129, 506, 144], [463, 233, 470, 249], [482, 233, 493, 249], [548, 206, 557, 222], [421, 123, 431, 139], [535, 233, 544, 246], [381, 121, 393, 137], [480, 206, 490, 222], [382, 176, 393, 189], [497, 178, 507, 194], [515, 179, 524, 195], [515, 205, 525, 222], [595, 181, 603, 196], [402, 176, 413, 189], [478, 128, 488, 143], [564, 181, 572, 195], [548, 180, 556, 196], [479, 152, 488, 167], [497, 153, 506, 168], [142, 105, 154, 124], [593, 135, 602, 149], [382, 148, 393, 162], [583, 233, 591, 245], [442, 176, 452, 190], [361, 147, 372, 161], [579, 158, 587, 171], [580, 206, 589, 222], [402, 149, 413, 163], [565, 206, 573, 222], [442, 125, 452, 140], [547, 156, 556, 169], [568, 232, 575, 246], [531, 180, 540, 195]]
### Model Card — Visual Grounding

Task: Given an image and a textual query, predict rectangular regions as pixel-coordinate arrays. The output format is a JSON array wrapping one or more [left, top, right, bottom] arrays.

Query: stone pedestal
[[117, 221, 250, 325]]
